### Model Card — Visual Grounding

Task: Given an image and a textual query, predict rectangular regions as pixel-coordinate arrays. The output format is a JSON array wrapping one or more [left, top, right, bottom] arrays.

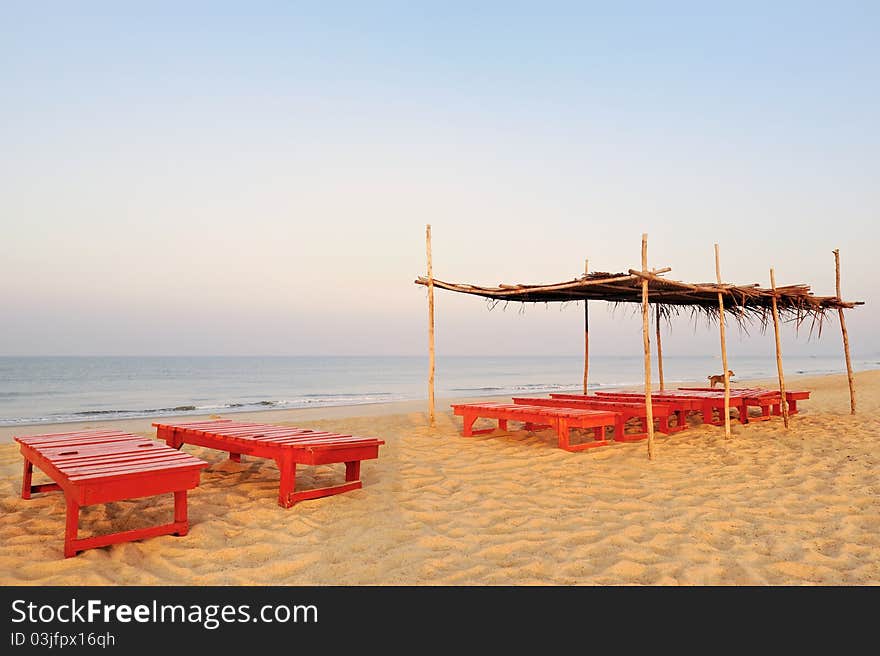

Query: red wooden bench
[[678, 387, 810, 416], [585, 391, 705, 426], [676, 387, 782, 422], [153, 420, 384, 508], [593, 390, 745, 426], [450, 402, 619, 452], [15, 429, 208, 558], [544, 394, 687, 434], [778, 390, 810, 415]]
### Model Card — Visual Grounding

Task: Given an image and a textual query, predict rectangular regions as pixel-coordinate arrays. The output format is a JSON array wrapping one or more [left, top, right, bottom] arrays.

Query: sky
[[1, 1, 877, 358]]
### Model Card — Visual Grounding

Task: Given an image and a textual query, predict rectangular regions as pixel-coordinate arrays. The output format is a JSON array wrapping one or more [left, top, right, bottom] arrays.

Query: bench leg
[[789, 400, 798, 415], [557, 418, 570, 450], [662, 410, 686, 433], [612, 413, 647, 442], [561, 420, 612, 450], [345, 460, 361, 482], [498, 419, 508, 431], [229, 453, 241, 462], [462, 412, 477, 437], [278, 453, 296, 508], [174, 491, 189, 536], [702, 402, 714, 424], [21, 458, 33, 500], [21, 457, 63, 498], [64, 497, 80, 559], [64, 492, 193, 557], [276, 457, 365, 507], [658, 415, 670, 434]]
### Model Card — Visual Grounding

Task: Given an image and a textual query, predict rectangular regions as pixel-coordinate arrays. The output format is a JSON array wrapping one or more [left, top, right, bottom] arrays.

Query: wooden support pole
[[769, 268, 790, 429], [834, 249, 856, 414], [715, 244, 731, 438], [641, 234, 655, 460], [426, 225, 436, 427], [655, 304, 664, 391], [583, 258, 589, 395]]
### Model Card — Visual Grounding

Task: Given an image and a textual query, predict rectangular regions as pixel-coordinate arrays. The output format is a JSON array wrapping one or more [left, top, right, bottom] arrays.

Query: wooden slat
[[17, 433, 138, 447], [155, 420, 383, 449], [69, 460, 206, 482], [514, 397, 672, 416], [46, 450, 195, 470], [15, 428, 130, 441], [59, 453, 203, 477], [452, 402, 616, 420], [16, 430, 207, 481]]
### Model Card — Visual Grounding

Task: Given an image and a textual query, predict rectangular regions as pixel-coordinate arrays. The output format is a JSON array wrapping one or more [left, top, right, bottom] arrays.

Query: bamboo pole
[[426, 225, 435, 427], [715, 244, 731, 438], [641, 234, 655, 460], [583, 258, 589, 395], [655, 304, 664, 391], [834, 249, 856, 414], [769, 268, 790, 429]]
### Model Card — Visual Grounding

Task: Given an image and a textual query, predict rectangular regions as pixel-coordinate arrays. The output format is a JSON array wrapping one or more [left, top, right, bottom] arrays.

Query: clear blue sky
[[1, 1, 877, 357]]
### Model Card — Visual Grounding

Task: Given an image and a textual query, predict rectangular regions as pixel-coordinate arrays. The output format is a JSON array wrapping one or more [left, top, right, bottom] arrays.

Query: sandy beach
[[1, 370, 877, 585]]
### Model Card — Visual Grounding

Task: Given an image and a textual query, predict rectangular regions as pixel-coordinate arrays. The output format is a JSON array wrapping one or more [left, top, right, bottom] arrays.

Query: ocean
[[1, 354, 877, 426]]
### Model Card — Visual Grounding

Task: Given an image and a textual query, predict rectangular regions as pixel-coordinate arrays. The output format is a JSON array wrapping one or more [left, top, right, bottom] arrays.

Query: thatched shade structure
[[416, 230, 863, 458], [415, 270, 862, 321]]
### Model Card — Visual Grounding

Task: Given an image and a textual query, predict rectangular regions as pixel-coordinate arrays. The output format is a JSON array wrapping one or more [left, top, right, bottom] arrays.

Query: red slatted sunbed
[[593, 390, 746, 426], [15, 429, 208, 558], [450, 402, 618, 452], [677, 387, 810, 416], [777, 389, 810, 414], [541, 394, 687, 434], [153, 420, 384, 508], [674, 387, 780, 422], [513, 396, 656, 440], [555, 392, 701, 428]]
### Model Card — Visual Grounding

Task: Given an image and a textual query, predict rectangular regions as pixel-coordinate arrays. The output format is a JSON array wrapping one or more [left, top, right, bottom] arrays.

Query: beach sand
[[1, 370, 878, 585]]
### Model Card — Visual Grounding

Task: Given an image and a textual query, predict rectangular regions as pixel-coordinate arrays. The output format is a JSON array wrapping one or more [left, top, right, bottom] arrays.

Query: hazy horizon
[[2, 2, 876, 358]]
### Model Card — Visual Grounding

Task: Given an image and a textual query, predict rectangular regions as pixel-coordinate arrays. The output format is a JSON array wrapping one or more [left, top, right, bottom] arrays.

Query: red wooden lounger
[[15, 429, 208, 558], [593, 390, 745, 426], [544, 394, 688, 434], [514, 396, 658, 440], [676, 387, 782, 422], [778, 390, 810, 415], [678, 387, 810, 416], [153, 420, 384, 508], [585, 391, 704, 425], [450, 402, 618, 452]]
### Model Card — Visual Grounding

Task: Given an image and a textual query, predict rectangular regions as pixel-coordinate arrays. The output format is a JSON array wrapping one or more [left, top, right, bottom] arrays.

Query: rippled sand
[[1, 371, 878, 585]]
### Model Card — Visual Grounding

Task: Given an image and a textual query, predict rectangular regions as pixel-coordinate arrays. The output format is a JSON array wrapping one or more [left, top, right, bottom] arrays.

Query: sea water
[[1, 354, 877, 426]]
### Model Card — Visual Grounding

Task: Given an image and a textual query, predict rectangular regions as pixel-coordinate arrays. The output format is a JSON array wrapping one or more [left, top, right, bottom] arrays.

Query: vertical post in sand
[[583, 258, 589, 395], [655, 304, 665, 391], [426, 224, 436, 427], [834, 249, 856, 414], [641, 234, 655, 460], [715, 244, 731, 438], [769, 268, 790, 429]]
